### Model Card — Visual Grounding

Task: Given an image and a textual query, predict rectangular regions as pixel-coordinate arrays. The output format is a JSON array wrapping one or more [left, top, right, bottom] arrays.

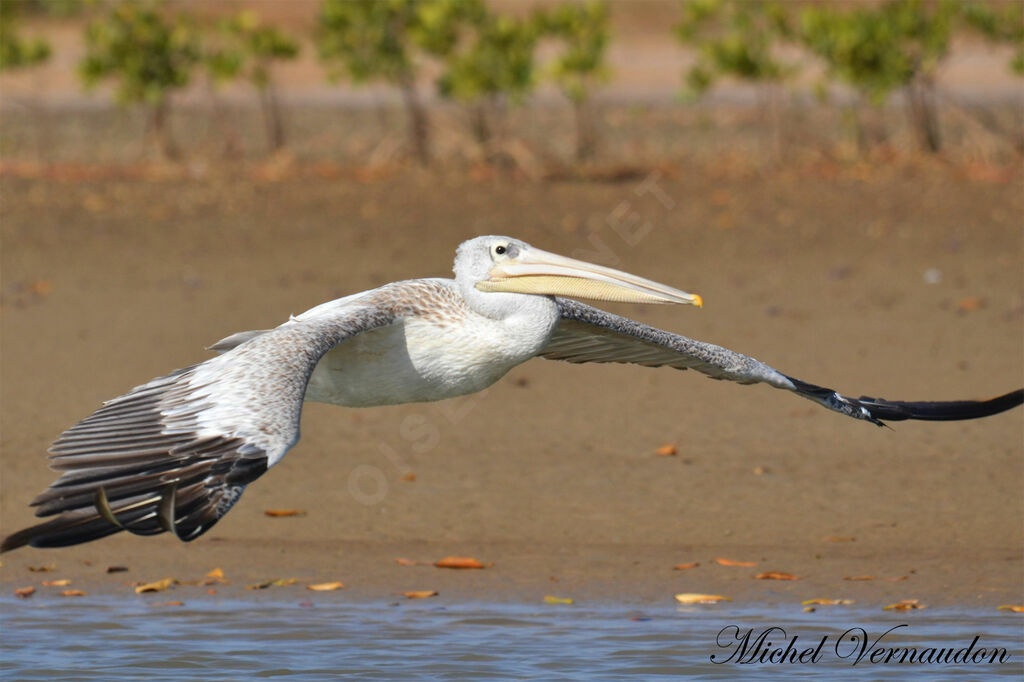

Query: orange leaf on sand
[[434, 556, 489, 569], [754, 572, 798, 581], [957, 297, 985, 312], [997, 605, 1024, 613], [802, 599, 855, 606], [247, 578, 298, 590], [883, 600, 926, 611], [402, 590, 439, 599], [843, 576, 875, 581], [14, 586, 35, 599], [42, 579, 72, 587], [135, 578, 175, 594], [306, 582, 345, 592], [673, 562, 699, 570], [715, 558, 757, 567], [654, 444, 677, 456], [61, 590, 87, 597], [264, 509, 306, 517], [674, 593, 731, 604]]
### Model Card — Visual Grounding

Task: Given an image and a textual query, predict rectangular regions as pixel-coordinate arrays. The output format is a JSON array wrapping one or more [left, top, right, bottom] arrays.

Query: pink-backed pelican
[[3, 236, 1021, 551]]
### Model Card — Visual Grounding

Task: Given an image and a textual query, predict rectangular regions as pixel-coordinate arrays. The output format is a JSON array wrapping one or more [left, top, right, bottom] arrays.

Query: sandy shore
[[1, 168, 1021, 607]]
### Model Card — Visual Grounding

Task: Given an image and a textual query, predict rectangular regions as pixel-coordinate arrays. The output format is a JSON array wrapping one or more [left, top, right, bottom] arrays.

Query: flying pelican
[[2, 236, 1021, 552]]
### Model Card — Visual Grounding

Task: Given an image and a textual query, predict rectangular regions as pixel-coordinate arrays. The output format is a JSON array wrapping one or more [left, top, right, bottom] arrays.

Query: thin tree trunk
[[398, 74, 430, 166], [260, 82, 286, 153], [470, 101, 492, 156], [206, 77, 242, 160], [573, 96, 596, 162], [148, 99, 178, 160], [906, 76, 941, 153], [31, 70, 51, 162]]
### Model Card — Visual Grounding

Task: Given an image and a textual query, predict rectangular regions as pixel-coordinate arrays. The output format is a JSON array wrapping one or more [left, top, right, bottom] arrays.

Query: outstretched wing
[[1, 303, 396, 552], [538, 298, 1023, 426]]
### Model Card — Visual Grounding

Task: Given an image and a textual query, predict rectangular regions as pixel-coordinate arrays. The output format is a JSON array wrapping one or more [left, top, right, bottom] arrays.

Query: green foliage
[[16, 0, 90, 18], [0, 11, 52, 71], [205, 10, 299, 90], [79, 2, 200, 107], [799, 0, 959, 104], [317, 0, 482, 86], [535, 1, 611, 103], [675, 0, 795, 95], [961, 1, 1024, 75], [438, 11, 539, 103]]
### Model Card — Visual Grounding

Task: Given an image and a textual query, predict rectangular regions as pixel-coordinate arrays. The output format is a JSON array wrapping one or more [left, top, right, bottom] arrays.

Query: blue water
[[1, 596, 1021, 680]]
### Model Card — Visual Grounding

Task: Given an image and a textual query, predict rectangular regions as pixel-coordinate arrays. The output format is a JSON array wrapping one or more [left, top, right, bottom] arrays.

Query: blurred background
[[1, 0, 1022, 170]]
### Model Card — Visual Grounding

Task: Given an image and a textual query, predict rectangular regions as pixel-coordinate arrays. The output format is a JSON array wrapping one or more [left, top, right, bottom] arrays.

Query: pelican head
[[454, 236, 702, 307]]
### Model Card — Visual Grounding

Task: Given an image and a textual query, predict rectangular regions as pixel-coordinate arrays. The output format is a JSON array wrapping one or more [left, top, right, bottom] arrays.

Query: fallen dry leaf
[[306, 582, 345, 592], [106, 566, 129, 574], [60, 589, 87, 597], [29, 280, 53, 296], [134, 578, 175, 594], [883, 599, 926, 611], [14, 586, 35, 599], [673, 562, 699, 570], [402, 590, 438, 599], [27, 564, 55, 572], [434, 556, 489, 569], [957, 296, 985, 312], [654, 444, 677, 456], [997, 605, 1024, 613], [715, 558, 757, 567], [543, 595, 574, 605], [264, 509, 306, 517], [674, 593, 731, 604], [754, 571, 799, 581], [843, 575, 875, 581], [206, 589, 218, 595], [802, 598, 855, 606], [401, 472, 416, 482], [246, 578, 298, 590], [42, 579, 71, 587]]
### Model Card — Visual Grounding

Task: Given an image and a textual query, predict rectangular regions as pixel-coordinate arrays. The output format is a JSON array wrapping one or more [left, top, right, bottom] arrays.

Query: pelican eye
[[495, 245, 507, 255]]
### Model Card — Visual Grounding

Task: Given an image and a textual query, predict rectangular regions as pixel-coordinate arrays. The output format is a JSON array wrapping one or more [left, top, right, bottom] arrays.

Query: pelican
[[2, 236, 1021, 552]]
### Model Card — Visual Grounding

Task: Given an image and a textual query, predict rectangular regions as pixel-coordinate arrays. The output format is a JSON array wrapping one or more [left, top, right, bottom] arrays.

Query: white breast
[[304, 298, 558, 408]]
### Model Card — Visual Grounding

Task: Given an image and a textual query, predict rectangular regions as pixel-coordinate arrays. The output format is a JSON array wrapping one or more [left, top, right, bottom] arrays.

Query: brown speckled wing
[[2, 303, 397, 552]]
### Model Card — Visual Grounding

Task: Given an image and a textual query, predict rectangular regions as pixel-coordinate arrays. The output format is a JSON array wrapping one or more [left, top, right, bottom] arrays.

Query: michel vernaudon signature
[[710, 624, 1011, 666]]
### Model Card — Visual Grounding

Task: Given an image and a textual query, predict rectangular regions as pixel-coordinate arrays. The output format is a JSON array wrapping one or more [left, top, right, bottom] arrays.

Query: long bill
[[476, 247, 703, 306]]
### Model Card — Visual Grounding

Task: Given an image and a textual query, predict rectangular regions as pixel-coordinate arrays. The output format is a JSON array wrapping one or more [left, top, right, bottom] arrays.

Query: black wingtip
[[786, 376, 1024, 425], [854, 388, 1024, 422]]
